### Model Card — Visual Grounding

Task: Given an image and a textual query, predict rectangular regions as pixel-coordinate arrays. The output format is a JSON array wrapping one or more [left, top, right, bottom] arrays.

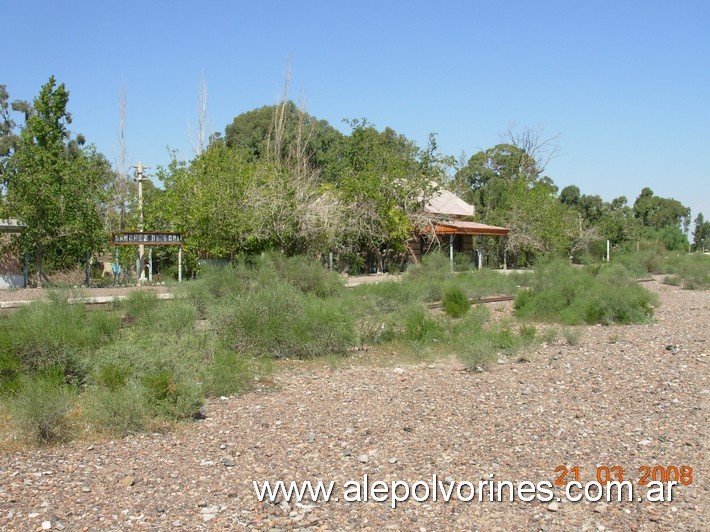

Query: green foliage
[[224, 101, 343, 168], [10, 371, 77, 444], [633, 187, 690, 232], [514, 260, 658, 325], [692, 213, 710, 251], [4, 77, 110, 278], [442, 284, 469, 317], [123, 289, 160, 320], [0, 292, 119, 379], [403, 304, 444, 342], [84, 384, 147, 436], [141, 368, 202, 420], [203, 350, 253, 397]]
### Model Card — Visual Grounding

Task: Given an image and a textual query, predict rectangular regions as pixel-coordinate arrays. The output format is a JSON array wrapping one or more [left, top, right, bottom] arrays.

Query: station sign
[[111, 232, 183, 246]]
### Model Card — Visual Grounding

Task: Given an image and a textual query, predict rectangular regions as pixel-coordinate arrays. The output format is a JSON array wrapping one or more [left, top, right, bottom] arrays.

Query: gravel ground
[[0, 280, 707, 531]]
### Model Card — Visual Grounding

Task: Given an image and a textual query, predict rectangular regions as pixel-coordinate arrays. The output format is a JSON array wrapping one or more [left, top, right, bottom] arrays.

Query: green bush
[[213, 280, 356, 359], [123, 290, 160, 321], [442, 284, 470, 317], [142, 368, 202, 420], [514, 260, 658, 325], [203, 350, 253, 397], [11, 371, 77, 444], [84, 384, 147, 435], [402, 304, 444, 342], [0, 293, 119, 379], [455, 335, 496, 370], [562, 328, 582, 345]]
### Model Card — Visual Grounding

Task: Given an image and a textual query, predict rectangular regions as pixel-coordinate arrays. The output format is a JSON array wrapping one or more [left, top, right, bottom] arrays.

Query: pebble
[[220, 456, 236, 467], [547, 501, 559, 512], [119, 475, 135, 487], [358, 454, 369, 463]]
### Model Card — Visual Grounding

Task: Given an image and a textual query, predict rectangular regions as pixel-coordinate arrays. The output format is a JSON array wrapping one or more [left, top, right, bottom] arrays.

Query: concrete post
[[449, 234, 454, 272], [477, 236, 483, 270], [178, 246, 182, 283]]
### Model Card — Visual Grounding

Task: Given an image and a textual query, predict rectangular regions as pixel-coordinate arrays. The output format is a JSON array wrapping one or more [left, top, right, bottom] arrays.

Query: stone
[[41, 522, 52, 530], [547, 501, 559, 512], [358, 454, 369, 463], [119, 475, 135, 487], [220, 456, 236, 467], [307, 431, 315, 443]]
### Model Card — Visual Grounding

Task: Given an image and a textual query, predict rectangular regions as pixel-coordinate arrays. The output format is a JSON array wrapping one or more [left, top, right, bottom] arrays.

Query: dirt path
[[0, 282, 707, 530]]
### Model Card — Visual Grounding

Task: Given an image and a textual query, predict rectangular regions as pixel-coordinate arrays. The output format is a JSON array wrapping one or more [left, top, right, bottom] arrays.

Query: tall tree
[[692, 213, 710, 251], [633, 187, 690, 232], [5, 77, 108, 283]]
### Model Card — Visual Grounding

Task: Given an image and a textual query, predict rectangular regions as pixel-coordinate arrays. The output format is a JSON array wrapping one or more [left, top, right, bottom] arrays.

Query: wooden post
[[329, 252, 333, 272]]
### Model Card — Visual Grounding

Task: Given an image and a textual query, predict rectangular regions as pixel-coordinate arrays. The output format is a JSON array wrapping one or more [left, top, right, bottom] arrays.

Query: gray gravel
[[0, 280, 707, 530]]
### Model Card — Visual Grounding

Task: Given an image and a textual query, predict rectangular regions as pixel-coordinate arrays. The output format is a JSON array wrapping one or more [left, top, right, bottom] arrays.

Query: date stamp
[[555, 465, 694, 486]]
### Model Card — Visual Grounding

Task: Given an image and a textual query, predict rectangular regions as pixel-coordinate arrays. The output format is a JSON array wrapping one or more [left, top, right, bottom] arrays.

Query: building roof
[[434, 220, 510, 236], [424, 189, 474, 217]]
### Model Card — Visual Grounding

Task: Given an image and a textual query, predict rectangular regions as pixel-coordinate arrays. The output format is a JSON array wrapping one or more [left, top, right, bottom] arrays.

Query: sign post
[[110, 232, 183, 283]]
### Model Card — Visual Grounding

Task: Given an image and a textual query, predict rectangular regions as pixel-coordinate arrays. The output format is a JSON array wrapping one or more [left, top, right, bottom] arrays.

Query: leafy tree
[[327, 120, 444, 269], [4, 77, 108, 283], [224, 101, 342, 169], [454, 132, 571, 265], [692, 213, 710, 251], [559, 185, 580, 207], [633, 187, 690, 232]]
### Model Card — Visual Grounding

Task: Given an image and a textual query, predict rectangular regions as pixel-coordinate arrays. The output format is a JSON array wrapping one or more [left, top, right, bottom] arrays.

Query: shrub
[[562, 328, 582, 346], [514, 260, 658, 325], [123, 290, 160, 321], [203, 350, 253, 397], [442, 284, 470, 317], [455, 336, 496, 370], [214, 279, 356, 359], [11, 371, 77, 444], [0, 293, 119, 379], [402, 304, 444, 342], [142, 368, 202, 420], [84, 384, 147, 436]]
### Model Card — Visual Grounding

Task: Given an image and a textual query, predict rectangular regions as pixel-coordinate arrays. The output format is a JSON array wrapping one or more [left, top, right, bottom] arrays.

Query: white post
[[477, 236, 483, 270], [148, 246, 153, 282], [606, 239, 610, 262], [329, 252, 333, 272], [178, 246, 182, 283], [449, 234, 454, 272]]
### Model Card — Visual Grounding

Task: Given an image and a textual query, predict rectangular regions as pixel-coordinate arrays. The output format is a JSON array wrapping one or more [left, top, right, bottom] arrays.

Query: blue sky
[[4, 0, 709, 224]]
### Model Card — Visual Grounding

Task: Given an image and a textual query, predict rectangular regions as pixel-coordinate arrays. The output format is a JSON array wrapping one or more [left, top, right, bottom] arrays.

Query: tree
[[454, 129, 570, 265], [0, 84, 32, 193], [559, 185, 580, 207], [633, 187, 690, 232], [692, 213, 710, 251], [5, 77, 108, 284], [224, 101, 343, 169], [326, 120, 445, 269]]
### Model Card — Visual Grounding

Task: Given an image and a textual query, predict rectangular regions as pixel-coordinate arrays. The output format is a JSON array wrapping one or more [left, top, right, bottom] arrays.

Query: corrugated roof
[[434, 220, 510, 236], [424, 189, 474, 217]]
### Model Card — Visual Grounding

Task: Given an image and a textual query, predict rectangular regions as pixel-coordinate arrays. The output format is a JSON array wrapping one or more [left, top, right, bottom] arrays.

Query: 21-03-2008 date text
[[555, 465, 694, 486]]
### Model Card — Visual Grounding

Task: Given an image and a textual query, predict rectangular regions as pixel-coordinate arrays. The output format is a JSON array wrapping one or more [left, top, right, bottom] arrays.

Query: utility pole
[[130, 161, 150, 282]]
